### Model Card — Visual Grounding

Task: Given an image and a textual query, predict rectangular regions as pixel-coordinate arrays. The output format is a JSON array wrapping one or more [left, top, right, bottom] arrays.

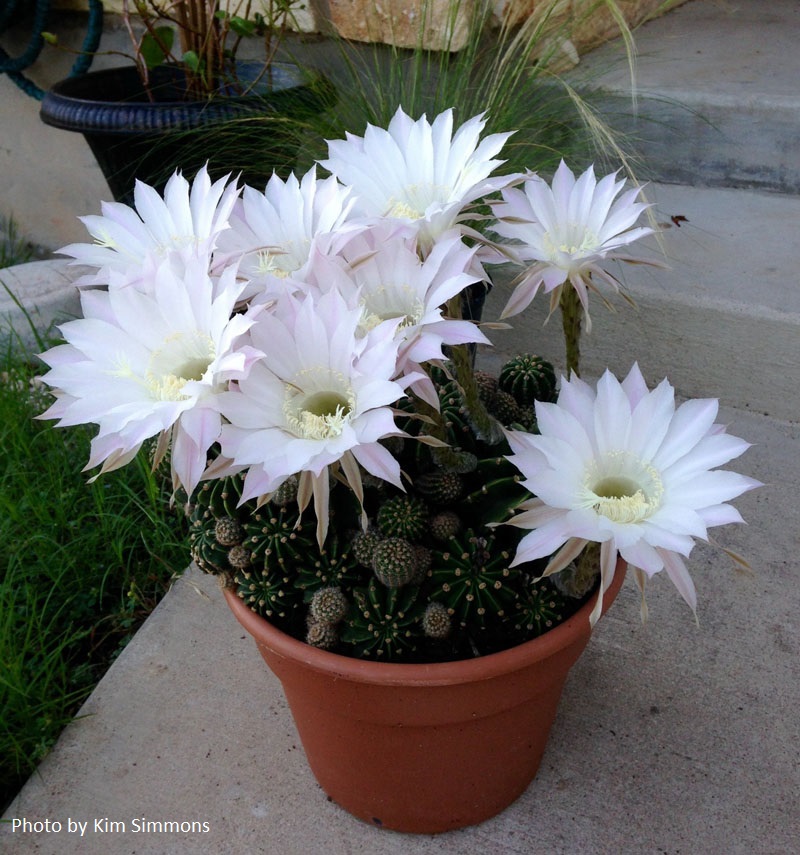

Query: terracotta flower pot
[[224, 560, 626, 834]]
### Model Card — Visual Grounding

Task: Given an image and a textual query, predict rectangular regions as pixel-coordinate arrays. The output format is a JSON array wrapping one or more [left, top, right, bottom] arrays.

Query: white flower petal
[[505, 367, 756, 622], [492, 162, 652, 319]]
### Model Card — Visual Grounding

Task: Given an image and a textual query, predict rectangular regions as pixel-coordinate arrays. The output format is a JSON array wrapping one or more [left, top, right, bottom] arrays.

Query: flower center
[[582, 451, 663, 524], [283, 371, 355, 440], [144, 331, 216, 401], [254, 241, 308, 278], [542, 225, 600, 263], [358, 285, 424, 333], [385, 183, 449, 220]]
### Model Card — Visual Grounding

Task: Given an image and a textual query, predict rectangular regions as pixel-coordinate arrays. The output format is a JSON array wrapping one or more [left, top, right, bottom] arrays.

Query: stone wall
[[50, 0, 689, 55]]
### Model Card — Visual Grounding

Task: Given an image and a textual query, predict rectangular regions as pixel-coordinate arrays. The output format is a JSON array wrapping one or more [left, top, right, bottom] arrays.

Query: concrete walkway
[[2, 1, 799, 852], [2, 403, 796, 855]]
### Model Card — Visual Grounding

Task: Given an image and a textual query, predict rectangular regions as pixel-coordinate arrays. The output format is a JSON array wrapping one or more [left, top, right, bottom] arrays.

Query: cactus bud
[[352, 529, 382, 568], [214, 516, 243, 547], [422, 601, 451, 638], [227, 544, 251, 569], [430, 510, 461, 542], [306, 620, 339, 650], [270, 476, 299, 507]]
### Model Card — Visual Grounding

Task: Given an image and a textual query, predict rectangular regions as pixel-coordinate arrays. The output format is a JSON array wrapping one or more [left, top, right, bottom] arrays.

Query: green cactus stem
[[243, 504, 314, 574], [192, 473, 245, 519], [462, 475, 527, 526], [498, 354, 557, 406], [447, 340, 505, 445], [429, 531, 520, 629], [513, 578, 570, 638], [188, 474, 249, 576], [295, 533, 360, 600], [560, 285, 583, 377], [234, 565, 302, 629], [188, 510, 230, 575], [341, 578, 423, 658], [377, 495, 430, 541]]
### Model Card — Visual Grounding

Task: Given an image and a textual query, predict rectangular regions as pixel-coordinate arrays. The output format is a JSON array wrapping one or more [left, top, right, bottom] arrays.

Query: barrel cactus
[[341, 578, 425, 659], [498, 354, 557, 406], [309, 586, 349, 624], [199, 356, 594, 663], [377, 495, 429, 541], [372, 537, 418, 588]]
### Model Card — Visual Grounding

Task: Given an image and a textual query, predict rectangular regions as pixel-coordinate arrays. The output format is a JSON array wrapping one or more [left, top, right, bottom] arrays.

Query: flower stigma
[[93, 226, 118, 250], [154, 232, 201, 258], [542, 226, 601, 262], [254, 241, 306, 277], [284, 371, 355, 440], [581, 451, 663, 524], [144, 331, 216, 401], [385, 183, 449, 220], [358, 285, 424, 333]]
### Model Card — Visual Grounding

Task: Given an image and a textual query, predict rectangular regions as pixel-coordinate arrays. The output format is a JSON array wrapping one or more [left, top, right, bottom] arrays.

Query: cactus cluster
[[188, 355, 601, 662]]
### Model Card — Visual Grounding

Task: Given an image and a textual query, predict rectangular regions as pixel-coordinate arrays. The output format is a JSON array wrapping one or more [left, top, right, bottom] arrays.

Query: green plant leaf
[[181, 50, 203, 74], [229, 16, 257, 38], [139, 27, 174, 70]]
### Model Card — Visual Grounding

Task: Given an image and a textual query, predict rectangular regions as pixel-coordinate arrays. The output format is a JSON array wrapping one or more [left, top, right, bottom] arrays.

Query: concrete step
[[0, 260, 83, 352], [576, 0, 800, 192], [3, 402, 795, 854], [487, 180, 800, 423], [4, 179, 799, 421]]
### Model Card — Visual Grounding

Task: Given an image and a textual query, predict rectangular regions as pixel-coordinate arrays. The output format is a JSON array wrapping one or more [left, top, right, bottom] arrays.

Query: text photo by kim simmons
[[7, 816, 211, 836]]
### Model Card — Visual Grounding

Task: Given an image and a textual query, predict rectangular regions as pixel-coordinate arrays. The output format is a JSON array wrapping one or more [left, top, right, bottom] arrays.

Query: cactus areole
[[224, 561, 625, 833]]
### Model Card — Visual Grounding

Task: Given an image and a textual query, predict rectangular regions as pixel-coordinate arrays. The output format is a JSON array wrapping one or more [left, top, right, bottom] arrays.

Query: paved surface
[[2, 403, 796, 854], [577, 0, 800, 191], [0, 260, 84, 350], [2, 1, 799, 852]]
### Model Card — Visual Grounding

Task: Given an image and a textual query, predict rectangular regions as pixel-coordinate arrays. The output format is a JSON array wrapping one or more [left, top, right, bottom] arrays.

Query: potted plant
[[36, 107, 759, 833], [38, 1, 335, 202]]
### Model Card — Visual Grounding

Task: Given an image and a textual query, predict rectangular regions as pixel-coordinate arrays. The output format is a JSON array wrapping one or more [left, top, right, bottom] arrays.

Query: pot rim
[[223, 557, 627, 687], [45, 60, 318, 106], [39, 61, 329, 135]]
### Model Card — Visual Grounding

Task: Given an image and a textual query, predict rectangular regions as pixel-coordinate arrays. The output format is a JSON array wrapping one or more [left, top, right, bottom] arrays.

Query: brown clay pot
[[224, 560, 626, 834]]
